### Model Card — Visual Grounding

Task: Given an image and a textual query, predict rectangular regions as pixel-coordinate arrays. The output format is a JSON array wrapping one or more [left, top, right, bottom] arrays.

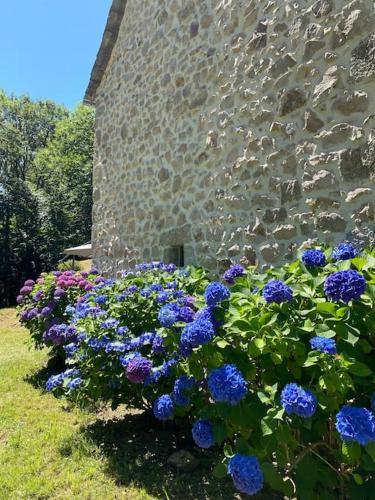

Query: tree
[[33, 104, 95, 266], [0, 91, 68, 306], [0, 91, 94, 306]]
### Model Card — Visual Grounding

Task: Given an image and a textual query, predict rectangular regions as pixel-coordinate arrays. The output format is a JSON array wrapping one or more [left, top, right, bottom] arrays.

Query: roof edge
[[84, 0, 127, 105]]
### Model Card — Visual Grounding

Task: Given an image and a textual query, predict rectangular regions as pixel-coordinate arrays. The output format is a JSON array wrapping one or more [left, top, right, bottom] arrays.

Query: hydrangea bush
[[46, 263, 210, 409], [17, 268, 102, 353], [168, 245, 375, 498], [20, 245, 375, 497]]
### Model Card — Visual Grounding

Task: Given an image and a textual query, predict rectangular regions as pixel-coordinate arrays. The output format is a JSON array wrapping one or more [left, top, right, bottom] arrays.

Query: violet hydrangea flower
[[223, 264, 245, 284], [126, 356, 153, 383]]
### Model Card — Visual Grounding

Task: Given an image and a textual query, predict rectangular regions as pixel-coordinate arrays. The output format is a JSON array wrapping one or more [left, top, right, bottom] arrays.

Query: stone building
[[86, 0, 375, 275]]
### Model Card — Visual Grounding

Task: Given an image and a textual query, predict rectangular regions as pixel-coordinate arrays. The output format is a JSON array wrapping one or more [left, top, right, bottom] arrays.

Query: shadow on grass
[[81, 411, 279, 500], [24, 355, 65, 391]]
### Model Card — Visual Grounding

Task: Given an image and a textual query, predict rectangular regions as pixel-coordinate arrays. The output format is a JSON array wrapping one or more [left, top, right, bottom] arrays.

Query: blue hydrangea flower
[[223, 264, 245, 284], [105, 341, 129, 353], [178, 306, 195, 323], [94, 294, 108, 305], [332, 242, 358, 261], [180, 319, 215, 349], [262, 280, 293, 304], [302, 249, 326, 267], [158, 303, 180, 327], [208, 364, 247, 405], [126, 356, 152, 383], [172, 376, 195, 406], [204, 282, 230, 307], [67, 377, 83, 390], [166, 281, 178, 290], [141, 288, 152, 298], [151, 335, 165, 355], [117, 326, 129, 337], [192, 420, 214, 448], [45, 373, 65, 391], [281, 383, 317, 418], [324, 270, 366, 302], [101, 318, 120, 329], [227, 454, 264, 496], [165, 263, 177, 273], [336, 406, 375, 446], [156, 291, 170, 304], [119, 352, 142, 367], [309, 337, 337, 354], [65, 305, 76, 316], [64, 343, 78, 357], [153, 395, 174, 420]]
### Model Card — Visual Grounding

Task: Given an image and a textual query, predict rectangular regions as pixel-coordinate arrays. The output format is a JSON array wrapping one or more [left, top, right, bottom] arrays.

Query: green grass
[[0, 309, 241, 500]]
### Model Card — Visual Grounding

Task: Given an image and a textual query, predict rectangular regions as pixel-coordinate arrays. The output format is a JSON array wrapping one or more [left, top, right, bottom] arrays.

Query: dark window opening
[[168, 246, 184, 267]]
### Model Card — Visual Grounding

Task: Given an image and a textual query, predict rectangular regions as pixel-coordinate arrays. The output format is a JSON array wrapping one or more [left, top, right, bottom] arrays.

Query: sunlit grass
[[0, 309, 243, 500], [0, 309, 150, 499]]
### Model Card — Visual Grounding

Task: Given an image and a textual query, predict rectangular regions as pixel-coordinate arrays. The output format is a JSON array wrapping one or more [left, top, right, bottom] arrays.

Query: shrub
[[27, 246, 375, 497], [168, 246, 375, 497], [17, 268, 102, 354], [47, 263, 209, 409]]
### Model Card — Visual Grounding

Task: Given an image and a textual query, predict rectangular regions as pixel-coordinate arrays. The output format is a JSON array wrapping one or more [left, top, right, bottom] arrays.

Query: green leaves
[[342, 442, 361, 464]]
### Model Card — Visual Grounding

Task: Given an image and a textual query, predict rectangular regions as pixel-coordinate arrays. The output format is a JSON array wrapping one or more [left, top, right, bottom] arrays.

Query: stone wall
[[92, 0, 375, 275]]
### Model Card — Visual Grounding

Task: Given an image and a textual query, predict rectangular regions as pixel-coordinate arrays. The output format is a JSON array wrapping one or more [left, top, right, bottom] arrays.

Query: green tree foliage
[[33, 104, 95, 266], [0, 90, 94, 306]]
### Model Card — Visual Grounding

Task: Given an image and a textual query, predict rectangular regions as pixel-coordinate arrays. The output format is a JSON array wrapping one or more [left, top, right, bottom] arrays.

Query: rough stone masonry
[[87, 0, 375, 275]]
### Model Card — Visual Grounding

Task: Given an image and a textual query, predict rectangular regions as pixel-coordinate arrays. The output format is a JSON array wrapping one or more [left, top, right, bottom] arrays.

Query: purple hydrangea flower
[[54, 288, 65, 298], [324, 270, 366, 302], [262, 280, 293, 304], [336, 406, 375, 446], [302, 249, 326, 267], [208, 364, 247, 405], [126, 356, 153, 383], [24, 279, 35, 287], [223, 264, 245, 284], [281, 383, 317, 418], [227, 454, 264, 496], [16, 295, 24, 305], [20, 286, 33, 296], [192, 420, 214, 448]]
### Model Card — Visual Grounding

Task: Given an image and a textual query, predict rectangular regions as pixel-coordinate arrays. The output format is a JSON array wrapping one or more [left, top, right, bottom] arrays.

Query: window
[[167, 246, 184, 267]]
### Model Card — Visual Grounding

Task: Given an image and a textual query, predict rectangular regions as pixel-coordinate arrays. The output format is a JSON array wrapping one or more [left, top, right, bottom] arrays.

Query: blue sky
[[0, 0, 113, 109]]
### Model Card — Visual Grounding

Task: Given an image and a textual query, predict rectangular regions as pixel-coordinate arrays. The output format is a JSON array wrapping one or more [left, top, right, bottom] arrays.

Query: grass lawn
[[0, 309, 242, 499]]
